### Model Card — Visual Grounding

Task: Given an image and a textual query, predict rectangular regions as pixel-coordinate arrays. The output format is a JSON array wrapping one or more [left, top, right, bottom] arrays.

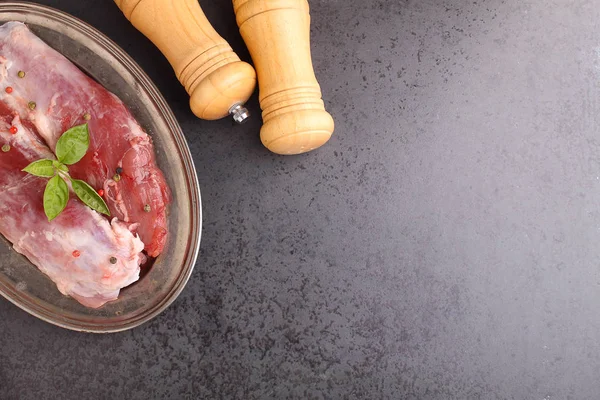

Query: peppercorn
[[1, 144, 10, 152], [28, 101, 36, 110], [17, 70, 25, 78], [109, 257, 117, 264]]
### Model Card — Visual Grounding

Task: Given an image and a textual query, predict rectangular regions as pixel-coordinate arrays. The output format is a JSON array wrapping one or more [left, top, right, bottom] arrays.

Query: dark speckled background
[[1, 0, 600, 398]]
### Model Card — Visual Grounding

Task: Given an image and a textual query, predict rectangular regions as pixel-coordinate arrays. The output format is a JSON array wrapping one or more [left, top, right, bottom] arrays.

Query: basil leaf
[[22, 159, 55, 178], [71, 179, 110, 216], [52, 160, 69, 173], [44, 175, 69, 221], [55, 124, 90, 165]]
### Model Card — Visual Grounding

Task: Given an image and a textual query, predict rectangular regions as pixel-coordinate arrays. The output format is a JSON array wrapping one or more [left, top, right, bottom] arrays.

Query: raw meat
[[0, 22, 170, 257], [0, 101, 144, 308]]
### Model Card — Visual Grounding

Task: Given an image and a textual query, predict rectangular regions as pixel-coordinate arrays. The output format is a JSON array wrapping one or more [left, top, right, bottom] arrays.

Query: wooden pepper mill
[[233, 0, 335, 155], [114, 0, 256, 123]]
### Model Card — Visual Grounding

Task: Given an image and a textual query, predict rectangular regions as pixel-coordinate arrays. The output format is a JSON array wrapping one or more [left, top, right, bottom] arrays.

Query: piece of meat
[[0, 22, 170, 257], [0, 100, 144, 308]]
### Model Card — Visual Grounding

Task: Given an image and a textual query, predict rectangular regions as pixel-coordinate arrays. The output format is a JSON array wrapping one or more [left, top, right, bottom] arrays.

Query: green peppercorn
[[17, 70, 25, 78], [83, 113, 91, 121], [28, 101, 36, 110], [1, 144, 10, 152], [113, 173, 121, 182], [109, 257, 117, 264], [144, 204, 151, 213]]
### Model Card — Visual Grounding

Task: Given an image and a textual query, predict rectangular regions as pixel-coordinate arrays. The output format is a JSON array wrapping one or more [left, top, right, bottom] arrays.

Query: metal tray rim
[[0, 1, 202, 333]]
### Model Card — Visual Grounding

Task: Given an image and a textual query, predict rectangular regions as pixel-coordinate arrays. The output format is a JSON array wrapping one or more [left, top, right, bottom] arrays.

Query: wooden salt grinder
[[233, 0, 335, 155], [114, 0, 257, 123]]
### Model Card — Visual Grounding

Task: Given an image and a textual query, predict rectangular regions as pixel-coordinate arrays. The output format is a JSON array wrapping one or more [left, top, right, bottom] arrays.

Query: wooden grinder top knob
[[115, 0, 257, 122]]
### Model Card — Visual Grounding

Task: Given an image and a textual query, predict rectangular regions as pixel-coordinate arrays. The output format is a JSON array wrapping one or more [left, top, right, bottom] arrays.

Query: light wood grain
[[115, 0, 256, 120], [233, 0, 334, 155]]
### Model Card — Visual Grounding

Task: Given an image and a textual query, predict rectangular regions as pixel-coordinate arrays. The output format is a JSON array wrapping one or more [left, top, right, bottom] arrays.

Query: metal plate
[[0, 2, 202, 333]]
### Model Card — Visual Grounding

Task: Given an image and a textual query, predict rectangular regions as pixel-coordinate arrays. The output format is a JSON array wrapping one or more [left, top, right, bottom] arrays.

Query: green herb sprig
[[22, 123, 110, 221]]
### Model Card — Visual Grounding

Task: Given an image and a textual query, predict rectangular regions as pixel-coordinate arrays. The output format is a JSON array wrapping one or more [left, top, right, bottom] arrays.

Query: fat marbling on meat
[[0, 22, 171, 257], [0, 101, 144, 308]]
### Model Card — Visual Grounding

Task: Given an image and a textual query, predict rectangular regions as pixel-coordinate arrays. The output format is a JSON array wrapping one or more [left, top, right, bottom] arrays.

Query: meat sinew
[[0, 101, 145, 308], [0, 22, 170, 257]]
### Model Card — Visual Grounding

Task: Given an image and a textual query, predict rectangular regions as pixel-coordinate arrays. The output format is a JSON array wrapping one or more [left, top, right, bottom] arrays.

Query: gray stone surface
[[1, 0, 600, 398]]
